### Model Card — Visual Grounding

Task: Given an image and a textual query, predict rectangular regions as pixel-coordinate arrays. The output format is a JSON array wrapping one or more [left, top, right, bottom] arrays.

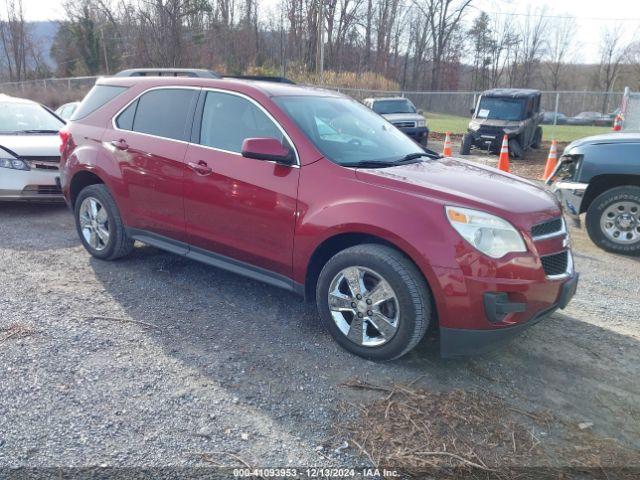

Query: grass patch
[[425, 112, 611, 143]]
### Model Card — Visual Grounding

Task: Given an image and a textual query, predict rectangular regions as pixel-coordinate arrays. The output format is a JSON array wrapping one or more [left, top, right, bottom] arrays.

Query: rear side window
[[71, 85, 127, 120], [129, 89, 198, 141]]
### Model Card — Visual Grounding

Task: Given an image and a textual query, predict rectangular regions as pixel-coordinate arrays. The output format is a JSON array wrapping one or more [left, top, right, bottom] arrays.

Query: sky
[[15, 0, 640, 64]]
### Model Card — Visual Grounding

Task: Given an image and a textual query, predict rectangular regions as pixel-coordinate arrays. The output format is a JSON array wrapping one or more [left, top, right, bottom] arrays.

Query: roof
[[97, 75, 342, 98], [481, 88, 541, 99]]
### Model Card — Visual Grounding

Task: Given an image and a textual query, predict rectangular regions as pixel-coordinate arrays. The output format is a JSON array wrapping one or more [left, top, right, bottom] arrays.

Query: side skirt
[[127, 228, 303, 295]]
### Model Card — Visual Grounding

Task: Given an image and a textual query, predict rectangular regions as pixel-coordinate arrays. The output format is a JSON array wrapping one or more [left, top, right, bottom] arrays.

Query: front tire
[[74, 184, 134, 260], [316, 244, 431, 361], [460, 133, 473, 155], [508, 138, 523, 159], [586, 186, 640, 255], [531, 127, 543, 149]]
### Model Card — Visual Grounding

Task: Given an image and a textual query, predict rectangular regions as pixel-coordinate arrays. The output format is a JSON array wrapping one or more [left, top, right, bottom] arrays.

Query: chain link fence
[[0, 75, 630, 129], [332, 86, 624, 120], [621, 87, 640, 132]]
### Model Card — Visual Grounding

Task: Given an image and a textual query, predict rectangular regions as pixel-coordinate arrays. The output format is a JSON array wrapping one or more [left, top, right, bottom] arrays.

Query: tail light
[[59, 126, 70, 155]]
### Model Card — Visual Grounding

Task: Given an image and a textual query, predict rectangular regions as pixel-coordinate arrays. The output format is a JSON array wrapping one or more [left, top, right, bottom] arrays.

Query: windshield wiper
[[343, 160, 402, 168], [400, 150, 441, 162]]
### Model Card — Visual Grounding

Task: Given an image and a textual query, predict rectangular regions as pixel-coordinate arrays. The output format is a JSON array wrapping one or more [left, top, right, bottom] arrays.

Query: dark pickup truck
[[548, 133, 640, 255]]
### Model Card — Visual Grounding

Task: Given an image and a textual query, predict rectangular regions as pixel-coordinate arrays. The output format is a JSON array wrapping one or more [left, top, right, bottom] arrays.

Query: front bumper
[[440, 272, 579, 357], [0, 168, 63, 201], [552, 181, 589, 226], [398, 126, 429, 144]]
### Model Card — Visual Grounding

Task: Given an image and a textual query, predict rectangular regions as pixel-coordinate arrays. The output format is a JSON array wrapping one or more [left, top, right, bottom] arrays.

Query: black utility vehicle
[[461, 88, 543, 158]]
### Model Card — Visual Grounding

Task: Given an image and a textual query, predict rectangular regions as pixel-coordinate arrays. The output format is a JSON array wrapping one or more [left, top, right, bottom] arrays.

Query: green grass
[[425, 112, 611, 143]]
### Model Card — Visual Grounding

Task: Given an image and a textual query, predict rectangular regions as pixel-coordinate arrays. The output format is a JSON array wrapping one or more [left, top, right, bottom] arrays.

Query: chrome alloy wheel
[[600, 201, 640, 244], [79, 197, 110, 251], [327, 266, 400, 347]]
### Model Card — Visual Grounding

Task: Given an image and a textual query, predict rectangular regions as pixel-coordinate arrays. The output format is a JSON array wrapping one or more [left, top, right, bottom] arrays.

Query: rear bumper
[[0, 168, 63, 201], [440, 273, 579, 357]]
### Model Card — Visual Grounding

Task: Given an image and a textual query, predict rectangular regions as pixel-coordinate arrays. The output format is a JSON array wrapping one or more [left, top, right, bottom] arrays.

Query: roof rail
[[113, 68, 221, 79], [224, 75, 296, 84]]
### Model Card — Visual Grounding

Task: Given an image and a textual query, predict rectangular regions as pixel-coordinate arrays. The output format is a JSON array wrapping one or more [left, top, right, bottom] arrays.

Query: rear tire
[[316, 244, 431, 361], [531, 127, 543, 149], [586, 186, 640, 255], [460, 133, 473, 155], [508, 138, 523, 159], [74, 184, 134, 260]]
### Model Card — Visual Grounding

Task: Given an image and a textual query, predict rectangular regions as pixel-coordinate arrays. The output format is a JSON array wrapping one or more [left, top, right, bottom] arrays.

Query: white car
[[55, 101, 80, 120], [362, 97, 429, 146], [0, 94, 65, 201]]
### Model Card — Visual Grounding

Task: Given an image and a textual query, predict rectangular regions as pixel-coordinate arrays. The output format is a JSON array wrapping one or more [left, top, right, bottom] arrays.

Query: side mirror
[[241, 138, 294, 165], [470, 107, 475, 115], [417, 109, 424, 115]]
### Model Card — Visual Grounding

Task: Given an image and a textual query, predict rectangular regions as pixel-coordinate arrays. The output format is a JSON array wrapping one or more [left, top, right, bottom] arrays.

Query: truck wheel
[[460, 133, 473, 155], [586, 186, 640, 255], [316, 244, 431, 361], [531, 127, 543, 149], [508, 138, 523, 159], [74, 184, 135, 260]]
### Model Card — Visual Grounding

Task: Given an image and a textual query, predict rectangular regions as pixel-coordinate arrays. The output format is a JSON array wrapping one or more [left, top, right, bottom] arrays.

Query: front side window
[[0, 101, 65, 133], [274, 95, 424, 166], [199, 91, 285, 153], [129, 89, 198, 141]]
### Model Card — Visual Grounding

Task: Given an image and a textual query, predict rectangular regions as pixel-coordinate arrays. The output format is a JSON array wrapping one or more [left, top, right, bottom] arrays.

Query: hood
[[382, 113, 425, 123], [355, 157, 560, 222], [0, 133, 61, 158], [564, 132, 640, 152], [470, 118, 522, 128]]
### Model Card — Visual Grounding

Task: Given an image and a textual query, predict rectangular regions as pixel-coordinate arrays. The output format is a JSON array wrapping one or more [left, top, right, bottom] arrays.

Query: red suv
[[59, 70, 578, 360]]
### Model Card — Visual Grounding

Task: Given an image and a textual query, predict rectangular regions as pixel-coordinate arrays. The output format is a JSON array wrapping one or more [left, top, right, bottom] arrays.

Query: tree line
[[1, 0, 639, 93]]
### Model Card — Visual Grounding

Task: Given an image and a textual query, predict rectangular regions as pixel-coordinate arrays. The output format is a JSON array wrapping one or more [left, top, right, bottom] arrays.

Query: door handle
[[188, 160, 213, 176], [110, 139, 129, 150]]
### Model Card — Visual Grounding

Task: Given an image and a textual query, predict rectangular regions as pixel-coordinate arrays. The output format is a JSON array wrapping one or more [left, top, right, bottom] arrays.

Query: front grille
[[541, 251, 568, 276], [23, 156, 60, 171], [392, 121, 416, 128], [478, 126, 503, 136], [23, 185, 62, 195], [532, 217, 563, 238]]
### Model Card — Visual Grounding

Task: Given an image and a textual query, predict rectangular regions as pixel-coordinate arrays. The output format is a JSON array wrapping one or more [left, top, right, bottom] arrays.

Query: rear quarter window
[[71, 85, 128, 120]]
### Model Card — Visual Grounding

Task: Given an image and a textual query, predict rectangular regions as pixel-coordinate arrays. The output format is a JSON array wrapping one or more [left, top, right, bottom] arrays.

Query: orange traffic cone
[[612, 114, 623, 131], [541, 140, 558, 181], [497, 134, 510, 172], [442, 131, 452, 156]]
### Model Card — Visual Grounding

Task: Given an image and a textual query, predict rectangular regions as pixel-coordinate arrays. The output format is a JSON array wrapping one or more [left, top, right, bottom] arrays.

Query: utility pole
[[315, 0, 324, 82]]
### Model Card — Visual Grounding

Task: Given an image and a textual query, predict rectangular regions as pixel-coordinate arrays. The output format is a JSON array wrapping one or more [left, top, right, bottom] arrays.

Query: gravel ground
[[0, 199, 639, 470]]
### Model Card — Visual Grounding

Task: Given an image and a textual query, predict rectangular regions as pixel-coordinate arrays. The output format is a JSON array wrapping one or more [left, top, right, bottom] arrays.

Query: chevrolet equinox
[[59, 71, 578, 360]]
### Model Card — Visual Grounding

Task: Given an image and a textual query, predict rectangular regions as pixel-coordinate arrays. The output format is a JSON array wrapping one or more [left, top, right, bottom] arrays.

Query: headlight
[[445, 206, 526, 258], [0, 157, 30, 170], [416, 119, 426, 127], [469, 122, 480, 131]]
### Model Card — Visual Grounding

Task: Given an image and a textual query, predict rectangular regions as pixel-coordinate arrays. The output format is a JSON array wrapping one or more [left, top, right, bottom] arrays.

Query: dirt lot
[[1, 181, 639, 474]]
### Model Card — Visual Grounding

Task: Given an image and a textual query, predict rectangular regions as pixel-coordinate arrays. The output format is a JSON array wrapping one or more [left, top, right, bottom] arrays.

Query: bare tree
[[412, 0, 474, 90], [545, 16, 574, 90], [0, 0, 28, 81], [597, 25, 628, 112]]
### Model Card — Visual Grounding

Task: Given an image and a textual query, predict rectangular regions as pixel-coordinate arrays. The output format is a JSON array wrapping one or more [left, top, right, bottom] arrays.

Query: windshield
[[0, 102, 64, 133], [372, 99, 416, 114], [274, 96, 426, 166], [476, 97, 525, 121]]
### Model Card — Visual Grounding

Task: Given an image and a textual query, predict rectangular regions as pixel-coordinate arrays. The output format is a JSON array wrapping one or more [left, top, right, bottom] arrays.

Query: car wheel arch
[[302, 230, 438, 320], [581, 174, 640, 214], [70, 170, 106, 208]]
